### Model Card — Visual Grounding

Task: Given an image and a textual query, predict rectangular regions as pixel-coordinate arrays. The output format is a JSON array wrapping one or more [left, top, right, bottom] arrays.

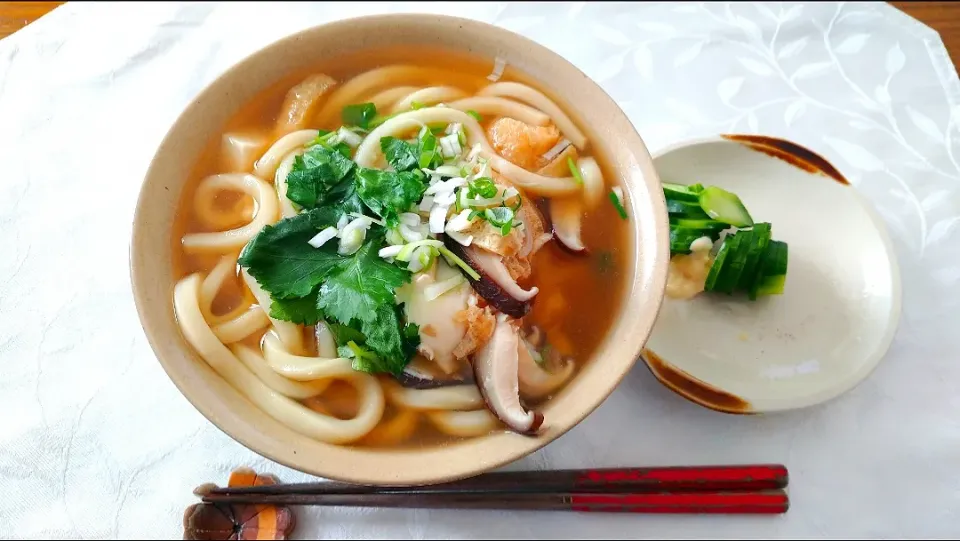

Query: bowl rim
[[130, 12, 669, 485]]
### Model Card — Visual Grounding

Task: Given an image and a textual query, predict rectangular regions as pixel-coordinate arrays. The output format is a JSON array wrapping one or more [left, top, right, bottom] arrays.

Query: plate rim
[[646, 134, 903, 414]]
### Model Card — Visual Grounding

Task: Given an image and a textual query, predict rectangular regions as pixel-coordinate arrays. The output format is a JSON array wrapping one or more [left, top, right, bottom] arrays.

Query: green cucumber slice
[[670, 227, 719, 255], [666, 199, 710, 218], [714, 231, 750, 294], [704, 235, 734, 292], [748, 240, 788, 299], [762, 240, 789, 278], [737, 223, 772, 291], [757, 274, 786, 296], [698, 186, 754, 227], [669, 217, 726, 229], [663, 182, 702, 203]]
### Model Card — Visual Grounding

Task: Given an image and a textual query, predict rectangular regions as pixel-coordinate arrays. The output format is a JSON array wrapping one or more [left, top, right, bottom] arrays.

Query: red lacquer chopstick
[[203, 489, 789, 514], [207, 464, 788, 495]]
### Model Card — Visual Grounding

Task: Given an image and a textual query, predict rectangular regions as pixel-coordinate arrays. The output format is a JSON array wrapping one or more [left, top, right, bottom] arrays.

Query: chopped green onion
[[567, 156, 584, 185], [483, 207, 515, 236], [396, 239, 444, 262], [344, 341, 379, 367], [466, 109, 483, 122], [438, 246, 481, 281], [410, 101, 426, 110], [368, 113, 397, 129], [418, 131, 442, 169], [510, 193, 523, 212], [423, 274, 466, 301], [468, 177, 498, 199], [311, 130, 339, 147], [609, 187, 628, 220], [484, 207, 514, 227], [341, 103, 377, 129]]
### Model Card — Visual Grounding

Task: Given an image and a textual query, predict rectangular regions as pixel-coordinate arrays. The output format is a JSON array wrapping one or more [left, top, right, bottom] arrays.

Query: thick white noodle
[[390, 86, 468, 114], [232, 343, 330, 399], [315, 322, 337, 358], [578, 156, 605, 210], [275, 151, 300, 219], [173, 274, 384, 444], [427, 409, 500, 437], [261, 333, 352, 382], [182, 174, 279, 254], [355, 108, 580, 196], [368, 85, 419, 112], [478, 82, 587, 150], [253, 129, 318, 181], [314, 65, 442, 125], [446, 97, 550, 126], [212, 309, 270, 344], [383, 379, 485, 411], [241, 268, 305, 355]]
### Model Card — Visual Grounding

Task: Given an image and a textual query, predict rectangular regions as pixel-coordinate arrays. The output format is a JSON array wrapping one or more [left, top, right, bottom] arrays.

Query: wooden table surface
[[1, 2, 959, 67]]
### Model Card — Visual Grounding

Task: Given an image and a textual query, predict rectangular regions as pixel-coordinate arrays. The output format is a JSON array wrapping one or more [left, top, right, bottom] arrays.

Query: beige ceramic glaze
[[130, 15, 669, 486], [645, 135, 901, 414]]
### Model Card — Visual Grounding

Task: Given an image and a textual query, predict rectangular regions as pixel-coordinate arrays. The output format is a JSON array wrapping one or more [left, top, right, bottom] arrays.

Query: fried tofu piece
[[487, 117, 561, 170]]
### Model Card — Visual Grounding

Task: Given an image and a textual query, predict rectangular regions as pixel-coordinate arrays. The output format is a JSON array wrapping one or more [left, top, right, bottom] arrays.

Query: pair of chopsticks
[[201, 464, 789, 515]]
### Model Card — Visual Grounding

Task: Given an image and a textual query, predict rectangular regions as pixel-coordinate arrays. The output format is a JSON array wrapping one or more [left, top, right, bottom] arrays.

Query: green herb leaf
[[357, 305, 416, 375], [238, 208, 342, 299], [325, 177, 366, 220], [328, 316, 420, 376], [317, 232, 412, 326], [285, 145, 356, 209], [466, 109, 482, 122], [355, 167, 427, 227], [341, 103, 378, 129], [328, 322, 367, 346], [380, 136, 419, 172], [269, 291, 324, 325], [410, 101, 425, 110]]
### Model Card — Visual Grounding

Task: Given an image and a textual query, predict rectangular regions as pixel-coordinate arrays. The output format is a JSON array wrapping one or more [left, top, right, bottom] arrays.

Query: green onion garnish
[[410, 101, 426, 110], [368, 113, 398, 129], [341, 103, 378, 130], [418, 130, 441, 169], [438, 246, 481, 281], [484, 207, 515, 236], [467, 109, 483, 122], [310, 130, 338, 147], [510, 193, 523, 211], [467, 177, 498, 199], [609, 189, 629, 220], [567, 156, 584, 185]]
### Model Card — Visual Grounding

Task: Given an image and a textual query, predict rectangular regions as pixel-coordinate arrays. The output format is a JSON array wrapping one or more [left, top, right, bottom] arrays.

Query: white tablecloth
[[2, 2, 959, 539]]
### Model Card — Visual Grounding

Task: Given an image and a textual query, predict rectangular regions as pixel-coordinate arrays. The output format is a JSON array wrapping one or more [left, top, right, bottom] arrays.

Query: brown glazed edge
[[641, 349, 754, 415], [721, 134, 849, 185]]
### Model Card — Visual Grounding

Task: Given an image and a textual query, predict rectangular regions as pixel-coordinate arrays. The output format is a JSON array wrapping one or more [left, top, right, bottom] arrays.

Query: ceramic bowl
[[643, 135, 901, 413], [130, 14, 669, 485]]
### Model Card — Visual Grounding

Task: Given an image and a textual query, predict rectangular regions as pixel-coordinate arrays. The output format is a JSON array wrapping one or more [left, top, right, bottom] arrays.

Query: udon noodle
[[172, 48, 629, 448]]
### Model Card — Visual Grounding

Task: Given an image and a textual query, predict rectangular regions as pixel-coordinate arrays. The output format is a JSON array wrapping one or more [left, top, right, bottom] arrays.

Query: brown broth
[[172, 46, 630, 449]]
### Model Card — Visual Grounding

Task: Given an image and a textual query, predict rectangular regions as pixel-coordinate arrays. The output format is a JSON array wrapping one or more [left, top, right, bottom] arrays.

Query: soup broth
[[172, 46, 630, 449]]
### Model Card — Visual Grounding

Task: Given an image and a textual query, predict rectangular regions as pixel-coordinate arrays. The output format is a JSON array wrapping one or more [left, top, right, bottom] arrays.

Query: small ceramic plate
[[643, 135, 902, 414]]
